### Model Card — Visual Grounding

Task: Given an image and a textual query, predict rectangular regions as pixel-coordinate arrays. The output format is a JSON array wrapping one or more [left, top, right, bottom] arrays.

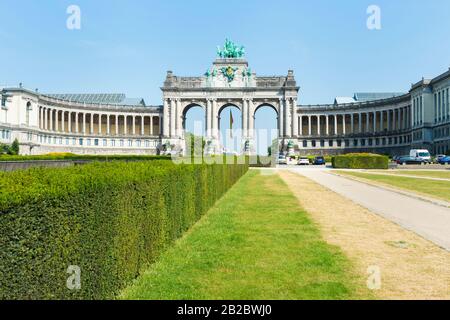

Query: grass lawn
[[373, 170, 450, 180], [120, 170, 369, 300], [336, 171, 450, 202]]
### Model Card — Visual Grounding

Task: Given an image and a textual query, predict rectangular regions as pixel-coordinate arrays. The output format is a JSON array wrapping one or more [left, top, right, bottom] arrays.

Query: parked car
[[298, 157, 310, 166], [410, 149, 431, 163], [277, 155, 287, 165], [436, 154, 447, 162], [396, 156, 427, 165], [437, 155, 450, 165], [313, 156, 326, 165]]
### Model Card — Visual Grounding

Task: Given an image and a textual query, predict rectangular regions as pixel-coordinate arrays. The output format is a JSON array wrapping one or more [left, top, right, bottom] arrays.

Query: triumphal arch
[[161, 39, 299, 154]]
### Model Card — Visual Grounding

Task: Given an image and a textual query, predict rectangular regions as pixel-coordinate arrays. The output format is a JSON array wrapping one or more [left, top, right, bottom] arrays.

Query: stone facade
[[0, 53, 449, 156]]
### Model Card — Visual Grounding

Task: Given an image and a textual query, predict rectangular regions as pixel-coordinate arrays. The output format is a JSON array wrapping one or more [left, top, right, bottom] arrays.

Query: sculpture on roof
[[217, 39, 245, 58]]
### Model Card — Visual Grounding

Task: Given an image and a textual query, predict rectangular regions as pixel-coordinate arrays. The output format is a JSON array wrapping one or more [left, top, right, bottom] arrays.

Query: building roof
[[334, 97, 356, 105], [353, 92, 405, 102], [44, 93, 146, 106]]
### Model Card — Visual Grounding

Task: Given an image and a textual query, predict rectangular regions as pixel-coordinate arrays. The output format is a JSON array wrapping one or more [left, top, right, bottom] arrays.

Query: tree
[[185, 133, 205, 157], [8, 139, 19, 155]]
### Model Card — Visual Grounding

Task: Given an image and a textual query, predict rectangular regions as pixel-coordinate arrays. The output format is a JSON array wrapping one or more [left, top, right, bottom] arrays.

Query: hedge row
[[0, 153, 170, 162], [0, 160, 248, 299], [332, 153, 389, 169]]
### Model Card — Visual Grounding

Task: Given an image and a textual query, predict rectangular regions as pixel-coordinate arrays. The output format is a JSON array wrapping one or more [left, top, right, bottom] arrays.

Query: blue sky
[[1, 0, 449, 153]]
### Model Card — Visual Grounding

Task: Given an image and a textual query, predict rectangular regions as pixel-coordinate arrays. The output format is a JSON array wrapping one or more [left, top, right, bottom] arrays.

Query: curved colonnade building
[[1, 51, 449, 156]]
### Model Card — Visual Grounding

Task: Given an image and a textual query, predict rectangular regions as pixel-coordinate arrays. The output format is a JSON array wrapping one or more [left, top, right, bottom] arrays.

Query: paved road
[[288, 168, 450, 251]]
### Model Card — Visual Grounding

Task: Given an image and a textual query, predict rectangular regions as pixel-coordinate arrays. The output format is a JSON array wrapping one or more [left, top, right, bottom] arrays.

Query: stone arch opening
[[254, 104, 279, 156], [218, 104, 242, 154], [182, 103, 206, 137]]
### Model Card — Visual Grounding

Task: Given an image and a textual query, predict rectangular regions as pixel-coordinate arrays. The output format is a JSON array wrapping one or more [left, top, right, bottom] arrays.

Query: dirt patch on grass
[[278, 170, 450, 300]]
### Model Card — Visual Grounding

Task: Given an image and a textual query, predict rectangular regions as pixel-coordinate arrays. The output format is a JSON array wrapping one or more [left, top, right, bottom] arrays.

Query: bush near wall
[[0, 160, 248, 299], [332, 153, 389, 169], [0, 154, 171, 162]]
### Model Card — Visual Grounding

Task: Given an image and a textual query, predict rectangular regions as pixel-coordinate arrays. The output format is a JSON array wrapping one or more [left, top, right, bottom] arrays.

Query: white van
[[410, 149, 431, 162]]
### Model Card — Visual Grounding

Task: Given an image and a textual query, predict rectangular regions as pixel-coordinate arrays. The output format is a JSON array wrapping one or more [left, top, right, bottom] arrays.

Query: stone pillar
[[49, 109, 53, 131], [317, 115, 321, 135], [90, 114, 94, 134], [279, 99, 284, 137], [334, 115, 338, 135], [308, 115, 312, 136], [292, 98, 298, 137], [107, 115, 110, 135], [342, 114, 346, 135], [75, 113, 79, 133], [372, 112, 375, 133], [141, 116, 145, 136], [150, 116, 154, 136], [284, 98, 290, 137], [61, 112, 65, 133], [398, 109, 401, 130], [98, 114, 102, 135], [163, 99, 170, 137], [159, 116, 162, 135], [387, 110, 391, 131], [176, 99, 182, 137], [326, 115, 329, 135], [55, 110, 59, 132], [351, 114, 354, 134], [206, 99, 212, 138], [115, 114, 119, 135], [358, 113, 362, 133], [392, 109, 396, 131], [124, 115, 128, 135], [366, 113, 370, 133], [299, 116, 303, 136], [132, 115, 136, 135], [68, 112, 72, 133]]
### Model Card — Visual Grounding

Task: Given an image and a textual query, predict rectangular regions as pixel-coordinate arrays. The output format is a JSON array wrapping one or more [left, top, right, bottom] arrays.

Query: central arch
[[218, 103, 242, 154]]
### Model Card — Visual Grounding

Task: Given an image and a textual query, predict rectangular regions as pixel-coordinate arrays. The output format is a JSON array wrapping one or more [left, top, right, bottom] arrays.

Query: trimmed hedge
[[0, 154, 170, 162], [332, 153, 389, 169], [0, 160, 248, 299]]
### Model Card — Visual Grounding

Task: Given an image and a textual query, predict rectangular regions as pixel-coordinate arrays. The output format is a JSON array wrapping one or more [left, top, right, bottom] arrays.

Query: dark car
[[396, 156, 426, 165], [437, 156, 450, 165], [313, 156, 326, 165]]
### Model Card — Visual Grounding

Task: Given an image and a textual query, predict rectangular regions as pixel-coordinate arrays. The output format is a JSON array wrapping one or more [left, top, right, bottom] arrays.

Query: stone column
[[334, 115, 338, 135], [163, 99, 170, 137], [68, 112, 72, 133], [351, 114, 354, 134], [115, 114, 119, 135], [159, 116, 162, 135], [107, 115, 110, 135], [299, 116, 303, 136], [206, 99, 212, 138], [358, 113, 362, 133], [308, 115, 312, 136], [132, 115, 136, 135], [90, 114, 94, 134], [98, 114, 102, 135], [284, 98, 290, 137], [326, 115, 329, 135], [317, 115, 321, 135], [398, 109, 401, 130], [366, 113, 370, 133], [392, 109, 396, 131], [373, 112, 377, 133], [141, 116, 145, 136], [61, 112, 65, 133], [55, 110, 59, 132], [124, 115, 128, 135], [292, 98, 298, 137], [342, 114, 346, 135], [75, 113, 79, 133], [49, 109, 53, 131], [387, 110, 391, 131], [150, 116, 154, 136], [279, 99, 284, 137], [176, 99, 182, 137]]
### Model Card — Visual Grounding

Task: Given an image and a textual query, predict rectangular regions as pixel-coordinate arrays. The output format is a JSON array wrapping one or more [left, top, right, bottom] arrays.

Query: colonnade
[[38, 107, 161, 136]]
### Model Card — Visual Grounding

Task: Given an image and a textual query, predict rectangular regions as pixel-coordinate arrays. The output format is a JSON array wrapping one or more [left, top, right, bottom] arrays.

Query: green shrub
[[0, 154, 170, 162], [332, 153, 389, 169], [0, 160, 248, 299]]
